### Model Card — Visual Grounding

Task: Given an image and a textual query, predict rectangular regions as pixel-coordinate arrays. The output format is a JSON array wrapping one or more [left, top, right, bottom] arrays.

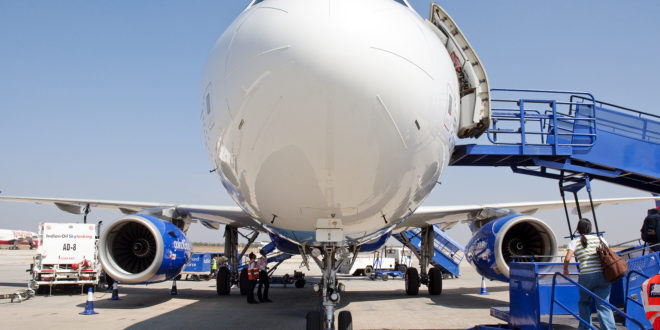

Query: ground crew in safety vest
[[642, 273, 660, 328], [257, 250, 272, 302], [247, 252, 259, 304], [211, 257, 218, 278]]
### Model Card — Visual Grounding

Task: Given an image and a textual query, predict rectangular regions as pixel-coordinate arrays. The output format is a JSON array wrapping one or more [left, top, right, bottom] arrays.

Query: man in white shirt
[[257, 249, 271, 302]]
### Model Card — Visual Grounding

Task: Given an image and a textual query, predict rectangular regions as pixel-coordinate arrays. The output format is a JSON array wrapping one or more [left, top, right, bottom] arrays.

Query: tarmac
[[0, 249, 516, 329]]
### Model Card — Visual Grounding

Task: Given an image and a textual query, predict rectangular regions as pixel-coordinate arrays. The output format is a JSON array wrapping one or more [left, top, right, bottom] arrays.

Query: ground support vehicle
[[340, 246, 411, 277], [28, 223, 101, 294], [182, 253, 213, 280]]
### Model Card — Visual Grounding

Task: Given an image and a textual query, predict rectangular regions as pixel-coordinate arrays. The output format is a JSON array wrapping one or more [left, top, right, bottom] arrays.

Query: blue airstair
[[260, 241, 292, 265], [463, 89, 660, 329], [393, 224, 465, 277], [450, 89, 660, 193]]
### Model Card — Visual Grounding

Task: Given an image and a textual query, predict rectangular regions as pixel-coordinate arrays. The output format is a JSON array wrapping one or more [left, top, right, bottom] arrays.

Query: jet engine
[[98, 215, 192, 283], [465, 214, 557, 282]]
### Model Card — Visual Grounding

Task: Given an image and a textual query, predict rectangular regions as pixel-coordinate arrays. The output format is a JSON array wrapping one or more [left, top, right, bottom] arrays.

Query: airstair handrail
[[616, 242, 660, 260], [624, 269, 650, 313], [487, 89, 598, 150], [549, 272, 646, 329], [571, 95, 660, 120]]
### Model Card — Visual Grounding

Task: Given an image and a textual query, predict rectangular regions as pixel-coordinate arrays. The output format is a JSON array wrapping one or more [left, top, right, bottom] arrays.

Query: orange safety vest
[[641, 274, 660, 329], [247, 260, 259, 280]]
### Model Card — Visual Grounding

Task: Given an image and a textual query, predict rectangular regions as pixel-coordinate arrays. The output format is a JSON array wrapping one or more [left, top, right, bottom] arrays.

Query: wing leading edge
[[397, 196, 660, 232], [0, 196, 262, 231], [1, 195, 657, 236]]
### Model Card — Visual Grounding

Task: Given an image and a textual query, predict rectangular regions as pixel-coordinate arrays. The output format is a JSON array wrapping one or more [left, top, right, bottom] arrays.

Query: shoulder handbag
[[596, 237, 628, 282]]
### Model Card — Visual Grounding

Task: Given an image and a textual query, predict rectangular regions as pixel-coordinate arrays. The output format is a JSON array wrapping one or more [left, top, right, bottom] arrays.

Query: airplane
[[0, 1, 658, 329], [0, 229, 38, 249]]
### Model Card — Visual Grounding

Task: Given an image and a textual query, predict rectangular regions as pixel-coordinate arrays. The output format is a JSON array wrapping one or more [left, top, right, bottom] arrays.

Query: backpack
[[641, 209, 660, 245]]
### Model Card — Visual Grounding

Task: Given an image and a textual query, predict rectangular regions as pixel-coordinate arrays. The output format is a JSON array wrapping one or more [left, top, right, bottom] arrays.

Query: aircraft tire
[[428, 267, 442, 295], [216, 267, 231, 295], [338, 311, 353, 330], [239, 268, 248, 295], [306, 311, 322, 330], [405, 268, 419, 295]]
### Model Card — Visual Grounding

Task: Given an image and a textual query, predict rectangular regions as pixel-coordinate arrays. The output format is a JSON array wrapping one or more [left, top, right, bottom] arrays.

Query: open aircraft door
[[426, 2, 491, 138]]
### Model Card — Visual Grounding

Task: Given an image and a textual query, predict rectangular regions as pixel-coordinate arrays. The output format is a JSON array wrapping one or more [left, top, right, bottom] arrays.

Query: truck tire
[[364, 265, 373, 276], [398, 264, 407, 274], [36, 285, 49, 295]]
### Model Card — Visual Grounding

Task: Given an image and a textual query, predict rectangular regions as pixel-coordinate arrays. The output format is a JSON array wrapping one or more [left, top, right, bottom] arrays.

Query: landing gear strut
[[306, 246, 352, 330], [217, 226, 258, 296], [401, 226, 442, 296]]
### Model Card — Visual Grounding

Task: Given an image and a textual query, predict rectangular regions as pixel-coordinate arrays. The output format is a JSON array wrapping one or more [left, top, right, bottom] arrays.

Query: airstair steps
[[260, 241, 292, 264], [393, 224, 465, 277], [450, 89, 660, 193]]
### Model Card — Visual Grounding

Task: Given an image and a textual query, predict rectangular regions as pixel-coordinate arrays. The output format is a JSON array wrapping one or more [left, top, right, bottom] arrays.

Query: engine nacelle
[[99, 215, 192, 284], [465, 214, 557, 282]]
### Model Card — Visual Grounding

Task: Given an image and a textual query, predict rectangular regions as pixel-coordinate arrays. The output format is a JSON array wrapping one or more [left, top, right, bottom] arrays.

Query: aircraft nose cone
[[206, 0, 453, 233]]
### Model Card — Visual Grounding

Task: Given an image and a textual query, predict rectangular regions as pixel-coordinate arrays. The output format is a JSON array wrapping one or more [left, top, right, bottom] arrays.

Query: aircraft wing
[[0, 196, 261, 231], [395, 196, 660, 233]]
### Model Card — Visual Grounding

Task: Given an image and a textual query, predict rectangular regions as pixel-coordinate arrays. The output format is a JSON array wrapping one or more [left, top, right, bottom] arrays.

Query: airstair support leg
[[572, 191, 583, 220], [585, 177, 602, 236], [559, 175, 605, 240], [559, 175, 574, 240]]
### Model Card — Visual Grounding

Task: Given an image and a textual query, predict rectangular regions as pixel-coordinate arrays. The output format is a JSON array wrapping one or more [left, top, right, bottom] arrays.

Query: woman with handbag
[[562, 218, 616, 330]]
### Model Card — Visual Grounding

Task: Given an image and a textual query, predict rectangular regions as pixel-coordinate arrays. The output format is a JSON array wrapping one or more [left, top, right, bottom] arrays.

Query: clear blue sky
[[1, 1, 658, 246]]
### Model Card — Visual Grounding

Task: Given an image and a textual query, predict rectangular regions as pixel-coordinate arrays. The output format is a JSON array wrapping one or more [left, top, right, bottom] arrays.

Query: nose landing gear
[[305, 246, 353, 330]]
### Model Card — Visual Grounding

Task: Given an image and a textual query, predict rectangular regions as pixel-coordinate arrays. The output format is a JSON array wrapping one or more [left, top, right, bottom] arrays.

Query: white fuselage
[[201, 0, 459, 245]]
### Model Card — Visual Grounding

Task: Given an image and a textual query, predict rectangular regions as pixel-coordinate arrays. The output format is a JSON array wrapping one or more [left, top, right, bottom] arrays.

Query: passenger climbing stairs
[[393, 224, 465, 277]]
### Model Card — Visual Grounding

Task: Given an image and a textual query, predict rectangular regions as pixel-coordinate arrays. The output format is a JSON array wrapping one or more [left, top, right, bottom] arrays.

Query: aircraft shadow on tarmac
[[122, 287, 315, 330], [335, 286, 509, 309], [75, 286, 177, 309], [87, 278, 512, 329]]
